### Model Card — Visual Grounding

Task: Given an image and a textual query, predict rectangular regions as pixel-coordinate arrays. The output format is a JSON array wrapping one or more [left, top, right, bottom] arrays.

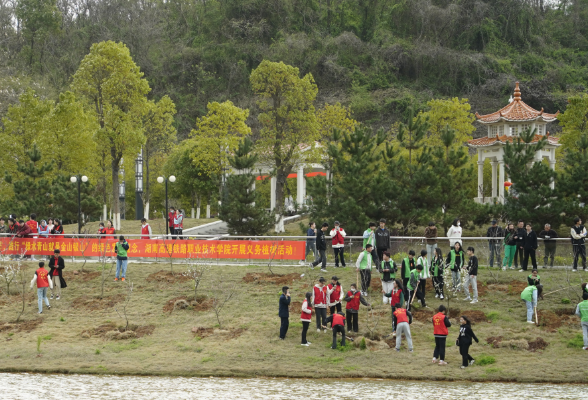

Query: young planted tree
[[72, 41, 150, 230], [250, 60, 320, 232], [219, 137, 275, 235]]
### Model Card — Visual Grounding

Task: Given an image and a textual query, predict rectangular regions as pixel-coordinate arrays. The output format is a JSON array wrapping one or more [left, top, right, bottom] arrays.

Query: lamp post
[[135, 150, 144, 220], [70, 175, 88, 234], [157, 175, 176, 236]]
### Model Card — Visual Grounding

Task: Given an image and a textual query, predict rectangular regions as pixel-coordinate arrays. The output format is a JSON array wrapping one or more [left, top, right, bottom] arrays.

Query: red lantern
[[504, 181, 512, 187]]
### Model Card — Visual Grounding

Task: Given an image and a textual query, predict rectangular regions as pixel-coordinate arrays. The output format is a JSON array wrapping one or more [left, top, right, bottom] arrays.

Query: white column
[[498, 161, 505, 202], [491, 161, 498, 199], [296, 166, 304, 207], [270, 176, 276, 210], [477, 150, 484, 201], [251, 181, 256, 207]]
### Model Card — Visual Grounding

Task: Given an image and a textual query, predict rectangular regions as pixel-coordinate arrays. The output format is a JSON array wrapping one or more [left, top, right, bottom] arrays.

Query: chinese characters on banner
[[0, 238, 305, 260]]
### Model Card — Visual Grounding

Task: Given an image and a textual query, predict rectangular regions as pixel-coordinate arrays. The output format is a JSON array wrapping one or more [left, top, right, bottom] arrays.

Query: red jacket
[[345, 291, 361, 311], [104, 227, 115, 236], [141, 224, 151, 239], [26, 220, 38, 235], [332, 313, 345, 327], [313, 285, 327, 307], [168, 212, 174, 227], [330, 229, 345, 246], [17, 224, 32, 238], [300, 300, 312, 321], [327, 283, 342, 305], [394, 308, 409, 324], [432, 312, 449, 336], [35, 267, 50, 288]]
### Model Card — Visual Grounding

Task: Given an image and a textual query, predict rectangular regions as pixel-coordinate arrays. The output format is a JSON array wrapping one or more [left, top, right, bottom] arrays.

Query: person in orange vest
[[344, 283, 370, 333], [140, 218, 152, 239], [312, 277, 328, 333], [323, 312, 347, 349], [30, 262, 53, 314], [432, 304, 452, 365], [300, 292, 313, 346], [382, 278, 404, 337], [393, 303, 413, 352], [329, 221, 347, 267], [168, 207, 176, 237], [327, 276, 343, 320]]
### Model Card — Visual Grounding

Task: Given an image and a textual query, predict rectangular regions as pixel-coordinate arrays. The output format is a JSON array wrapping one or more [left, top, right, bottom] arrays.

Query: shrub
[[95, 349, 101, 355], [486, 311, 500, 322], [561, 298, 571, 304], [359, 337, 367, 350], [476, 354, 496, 366], [567, 334, 584, 349]]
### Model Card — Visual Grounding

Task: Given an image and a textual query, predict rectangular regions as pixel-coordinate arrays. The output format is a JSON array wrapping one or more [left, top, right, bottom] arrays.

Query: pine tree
[[503, 128, 562, 228], [559, 134, 588, 222], [50, 174, 102, 225], [219, 137, 275, 235], [3, 143, 53, 218]]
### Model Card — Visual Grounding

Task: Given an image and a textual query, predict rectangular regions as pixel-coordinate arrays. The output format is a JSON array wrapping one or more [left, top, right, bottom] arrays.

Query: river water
[[0, 373, 586, 399]]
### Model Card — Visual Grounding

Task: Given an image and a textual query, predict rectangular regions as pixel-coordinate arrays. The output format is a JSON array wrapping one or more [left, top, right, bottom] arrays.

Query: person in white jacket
[[447, 218, 463, 248], [330, 222, 347, 267]]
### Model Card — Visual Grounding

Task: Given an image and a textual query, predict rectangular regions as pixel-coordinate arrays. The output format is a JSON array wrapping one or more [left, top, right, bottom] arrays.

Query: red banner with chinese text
[[0, 238, 305, 260]]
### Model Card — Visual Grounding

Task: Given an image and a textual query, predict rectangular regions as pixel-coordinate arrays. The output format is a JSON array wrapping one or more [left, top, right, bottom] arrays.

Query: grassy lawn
[[62, 218, 219, 236], [1, 259, 587, 382]]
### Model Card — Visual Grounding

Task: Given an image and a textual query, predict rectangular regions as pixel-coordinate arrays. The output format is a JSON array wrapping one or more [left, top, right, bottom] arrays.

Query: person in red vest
[[327, 276, 343, 319], [30, 262, 53, 314], [26, 213, 38, 236], [329, 221, 347, 267], [300, 292, 313, 346], [383, 278, 404, 337], [97, 222, 106, 236], [323, 312, 347, 349], [393, 303, 413, 352], [432, 304, 452, 365], [104, 220, 115, 237], [344, 283, 370, 333], [168, 207, 176, 237], [48, 249, 67, 300], [140, 218, 152, 239], [312, 277, 328, 333]]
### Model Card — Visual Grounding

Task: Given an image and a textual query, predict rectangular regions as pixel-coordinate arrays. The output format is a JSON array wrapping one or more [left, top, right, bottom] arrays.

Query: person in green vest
[[521, 284, 542, 323], [445, 242, 465, 291], [401, 250, 416, 304], [527, 269, 541, 286], [574, 291, 588, 350], [430, 247, 445, 299], [417, 249, 430, 299], [502, 222, 517, 270], [380, 251, 397, 304], [114, 235, 130, 282], [362, 222, 380, 271], [355, 244, 373, 296], [407, 264, 426, 311]]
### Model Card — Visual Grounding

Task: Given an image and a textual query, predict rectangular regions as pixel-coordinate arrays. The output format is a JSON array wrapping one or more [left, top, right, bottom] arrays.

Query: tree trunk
[[103, 204, 107, 221], [274, 169, 289, 232], [144, 202, 150, 220], [197, 195, 201, 219], [111, 156, 121, 230], [206, 194, 211, 218]]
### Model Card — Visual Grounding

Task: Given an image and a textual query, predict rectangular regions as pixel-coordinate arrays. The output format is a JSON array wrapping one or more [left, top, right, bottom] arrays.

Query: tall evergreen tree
[[50, 174, 102, 225], [219, 137, 275, 235], [3, 143, 53, 217], [503, 128, 562, 229], [559, 134, 588, 222]]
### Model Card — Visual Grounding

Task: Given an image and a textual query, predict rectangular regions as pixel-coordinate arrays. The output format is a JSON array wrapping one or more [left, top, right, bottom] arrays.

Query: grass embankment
[[62, 218, 219, 236], [0, 262, 587, 383]]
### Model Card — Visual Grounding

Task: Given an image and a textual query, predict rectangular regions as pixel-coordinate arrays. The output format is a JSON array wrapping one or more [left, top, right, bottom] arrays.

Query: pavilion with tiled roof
[[468, 82, 560, 204]]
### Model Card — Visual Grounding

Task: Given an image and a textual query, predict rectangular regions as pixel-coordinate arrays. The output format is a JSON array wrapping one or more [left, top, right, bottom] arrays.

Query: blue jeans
[[116, 259, 128, 278], [525, 300, 535, 322], [305, 242, 316, 261], [37, 287, 49, 313]]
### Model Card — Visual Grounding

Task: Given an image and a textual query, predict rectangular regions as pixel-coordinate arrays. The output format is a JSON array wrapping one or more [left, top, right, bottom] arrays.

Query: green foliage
[[50, 174, 102, 225], [326, 340, 354, 352], [476, 354, 496, 366], [567, 334, 584, 349], [561, 298, 571, 305], [485, 311, 500, 322], [95, 349, 101, 355], [219, 137, 275, 235], [15, 0, 61, 67], [359, 337, 367, 350]]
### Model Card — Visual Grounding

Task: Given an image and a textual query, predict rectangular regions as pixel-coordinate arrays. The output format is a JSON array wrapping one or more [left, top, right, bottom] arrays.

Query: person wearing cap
[[487, 220, 503, 268], [329, 221, 347, 268], [114, 235, 130, 281], [375, 219, 391, 263], [312, 277, 328, 333], [48, 249, 67, 300]]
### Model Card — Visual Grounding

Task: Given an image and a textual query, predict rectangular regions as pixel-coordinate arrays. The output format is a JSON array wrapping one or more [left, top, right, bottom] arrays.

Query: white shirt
[[447, 225, 463, 247]]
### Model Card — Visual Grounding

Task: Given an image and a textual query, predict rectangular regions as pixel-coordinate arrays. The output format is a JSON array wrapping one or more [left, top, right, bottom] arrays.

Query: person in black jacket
[[514, 220, 526, 269], [278, 286, 291, 340], [48, 249, 67, 300], [375, 218, 391, 262], [486, 220, 503, 268], [463, 247, 478, 304], [457, 315, 479, 368], [538, 224, 558, 268], [527, 269, 541, 286], [310, 223, 329, 272], [522, 223, 538, 271]]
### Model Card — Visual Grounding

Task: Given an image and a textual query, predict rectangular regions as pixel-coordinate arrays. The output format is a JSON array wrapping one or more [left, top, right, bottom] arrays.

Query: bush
[[476, 354, 496, 366], [561, 298, 571, 304], [567, 334, 584, 349], [359, 337, 367, 350]]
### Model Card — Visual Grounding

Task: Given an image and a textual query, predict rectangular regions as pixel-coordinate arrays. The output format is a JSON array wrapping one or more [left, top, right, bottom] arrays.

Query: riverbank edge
[[1, 367, 586, 384]]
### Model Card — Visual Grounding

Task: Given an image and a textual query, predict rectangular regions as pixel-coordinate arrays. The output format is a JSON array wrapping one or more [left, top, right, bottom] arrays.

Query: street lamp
[[157, 175, 176, 235], [135, 150, 143, 220], [70, 175, 88, 234]]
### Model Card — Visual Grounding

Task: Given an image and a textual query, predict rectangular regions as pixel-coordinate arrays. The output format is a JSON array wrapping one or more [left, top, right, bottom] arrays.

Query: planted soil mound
[[71, 294, 125, 311], [462, 310, 488, 324], [191, 326, 245, 340], [147, 270, 192, 284], [289, 301, 302, 313], [163, 295, 213, 313], [447, 308, 461, 319], [487, 284, 508, 292], [82, 323, 155, 339], [0, 318, 43, 333], [528, 337, 549, 352], [507, 281, 529, 295], [487, 336, 503, 347], [537, 310, 564, 330], [412, 308, 435, 322], [63, 270, 100, 282], [554, 308, 576, 316], [242, 272, 301, 285]]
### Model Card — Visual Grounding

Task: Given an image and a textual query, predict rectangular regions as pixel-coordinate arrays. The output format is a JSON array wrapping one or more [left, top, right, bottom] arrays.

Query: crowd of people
[[287, 216, 588, 361]]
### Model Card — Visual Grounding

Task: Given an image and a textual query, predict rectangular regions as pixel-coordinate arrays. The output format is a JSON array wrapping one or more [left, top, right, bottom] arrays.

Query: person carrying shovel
[[323, 312, 347, 349], [407, 264, 426, 311]]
